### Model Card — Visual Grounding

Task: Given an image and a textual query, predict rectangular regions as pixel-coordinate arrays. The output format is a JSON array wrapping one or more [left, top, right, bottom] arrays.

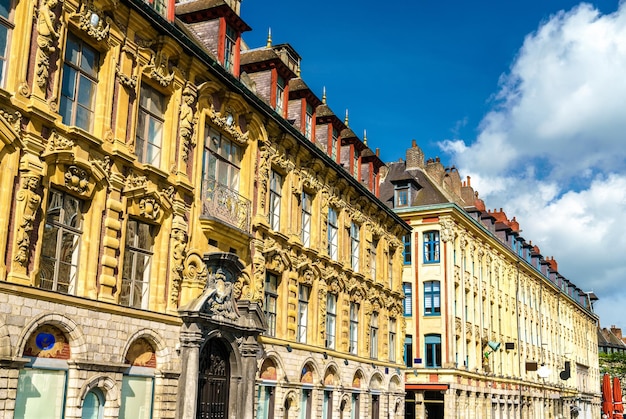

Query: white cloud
[[443, 2, 626, 326]]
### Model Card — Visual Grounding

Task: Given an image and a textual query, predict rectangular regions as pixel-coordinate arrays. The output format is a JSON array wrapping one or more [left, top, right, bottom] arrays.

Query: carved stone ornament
[[36, 0, 61, 89], [183, 252, 208, 290], [47, 130, 74, 152], [169, 218, 187, 304], [179, 83, 198, 163], [125, 171, 147, 190], [257, 145, 271, 211], [148, 50, 174, 87], [440, 216, 456, 243], [90, 155, 112, 176], [13, 175, 42, 267], [64, 165, 90, 194], [163, 185, 175, 202], [116, 65, 137, 90], [0, 108, 22, 133], [139, 196, 160, 220], [208, 110, 249, 145], [204, 268, 239, 320], [71, 0, 110, 42]]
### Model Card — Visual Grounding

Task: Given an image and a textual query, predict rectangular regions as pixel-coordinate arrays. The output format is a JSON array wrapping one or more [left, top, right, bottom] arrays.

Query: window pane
[[82, 390, 103, 419], [77, 76, 96, 107], [0, 0, 9, 18], [65, 36, 80, 64], [15, 369, 66, 419], [120, 376, 153, 419], [80, 45, 98, 76], [60, 66, 76, 99]]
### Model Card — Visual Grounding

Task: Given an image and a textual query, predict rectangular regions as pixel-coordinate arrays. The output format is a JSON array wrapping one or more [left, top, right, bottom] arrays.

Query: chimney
[[406, 140, 424, 170], [611, 325, 623, 340]]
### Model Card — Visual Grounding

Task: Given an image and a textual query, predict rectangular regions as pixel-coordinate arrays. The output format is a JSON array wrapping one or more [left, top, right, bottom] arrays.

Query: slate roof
[[379, 160, 450, 209]]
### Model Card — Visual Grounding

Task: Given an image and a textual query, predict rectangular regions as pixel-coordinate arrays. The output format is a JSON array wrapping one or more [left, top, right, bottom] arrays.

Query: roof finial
[[344, 109, 349, 126], [322, 86, 327, 105], [266, 27, 272, 48], [363, 129, 368, 146]]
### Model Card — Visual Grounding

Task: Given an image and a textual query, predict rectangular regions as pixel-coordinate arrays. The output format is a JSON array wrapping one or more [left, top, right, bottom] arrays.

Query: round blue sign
[[35, 332, 56, 350]]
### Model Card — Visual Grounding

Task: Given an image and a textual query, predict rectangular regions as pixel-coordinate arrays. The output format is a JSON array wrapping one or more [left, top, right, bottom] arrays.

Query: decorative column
[[176, 323, 203, 419], [239, 334, 261, 419], [98, 172, 125, 302]]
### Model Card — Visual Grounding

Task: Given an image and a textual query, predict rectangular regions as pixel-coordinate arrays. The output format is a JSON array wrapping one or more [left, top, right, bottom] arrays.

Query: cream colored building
[[0, 0, 410, 417], [380, 142, 601, 419]]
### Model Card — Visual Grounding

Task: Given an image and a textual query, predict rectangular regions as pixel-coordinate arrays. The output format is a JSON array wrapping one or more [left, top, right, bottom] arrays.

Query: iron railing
[[201, 177, 251, 233]]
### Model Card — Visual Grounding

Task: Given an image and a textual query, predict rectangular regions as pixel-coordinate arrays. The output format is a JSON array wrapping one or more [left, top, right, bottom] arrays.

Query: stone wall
[[0, 285, 182, 418]]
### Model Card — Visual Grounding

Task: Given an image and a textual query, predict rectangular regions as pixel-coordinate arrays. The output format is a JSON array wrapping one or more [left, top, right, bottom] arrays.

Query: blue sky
[[241, 1, 626, 328]]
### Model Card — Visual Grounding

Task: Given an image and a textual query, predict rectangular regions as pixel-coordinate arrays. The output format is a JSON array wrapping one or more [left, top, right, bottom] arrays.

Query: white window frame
[[136, 84, 165, 167], [60, 33, 99, 132], [350, 223, 360, 272], [121, 219, 153, 310], [327, 207, 338, 260], [370, 312, 378, 359], [269, 170, 282, 231], [297, 284, 310, 343], [301, 191, 312, 247], [40, 189, 82, 295], [349, 302, 359, 355], [326, 293, 337, 349]]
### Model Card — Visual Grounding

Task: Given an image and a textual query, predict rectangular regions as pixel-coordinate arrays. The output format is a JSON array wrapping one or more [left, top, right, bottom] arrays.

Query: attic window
[[145, 0, 167, 17], [394, 185, 409, 207], [224, 25, 237, 73]]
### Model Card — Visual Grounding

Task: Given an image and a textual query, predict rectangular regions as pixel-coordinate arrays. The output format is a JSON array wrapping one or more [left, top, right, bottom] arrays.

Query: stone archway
[[176, 252, 265, 419]]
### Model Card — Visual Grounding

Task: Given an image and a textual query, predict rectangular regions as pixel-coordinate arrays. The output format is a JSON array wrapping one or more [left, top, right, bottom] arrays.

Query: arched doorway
[[198, 339, 230, 419]]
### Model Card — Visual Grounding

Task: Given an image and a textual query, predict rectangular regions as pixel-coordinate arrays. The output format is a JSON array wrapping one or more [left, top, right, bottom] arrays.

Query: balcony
[[201, 177, 251, 233]]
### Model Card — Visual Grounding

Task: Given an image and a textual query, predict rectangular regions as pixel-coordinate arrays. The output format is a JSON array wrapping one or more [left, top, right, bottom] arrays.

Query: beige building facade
[[380, 142, 601, 419], [0, 0, 410, 418]]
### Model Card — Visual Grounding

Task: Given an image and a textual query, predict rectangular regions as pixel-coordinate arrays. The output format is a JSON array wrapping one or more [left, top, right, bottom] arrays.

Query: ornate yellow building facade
[[0, 0, 409, 417], [380, 142, 601, 419]]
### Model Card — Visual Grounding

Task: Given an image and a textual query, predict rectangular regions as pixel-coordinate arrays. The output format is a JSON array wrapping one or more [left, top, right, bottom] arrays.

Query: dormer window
[[353, 150, 359, 176], [275, 76, 285, 115], [304, 103, 313, 140], [331, 128, 338, 160], [394, 184, 409, 207], [224, 25, 237, 73], [146, 0, 167, 17]]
